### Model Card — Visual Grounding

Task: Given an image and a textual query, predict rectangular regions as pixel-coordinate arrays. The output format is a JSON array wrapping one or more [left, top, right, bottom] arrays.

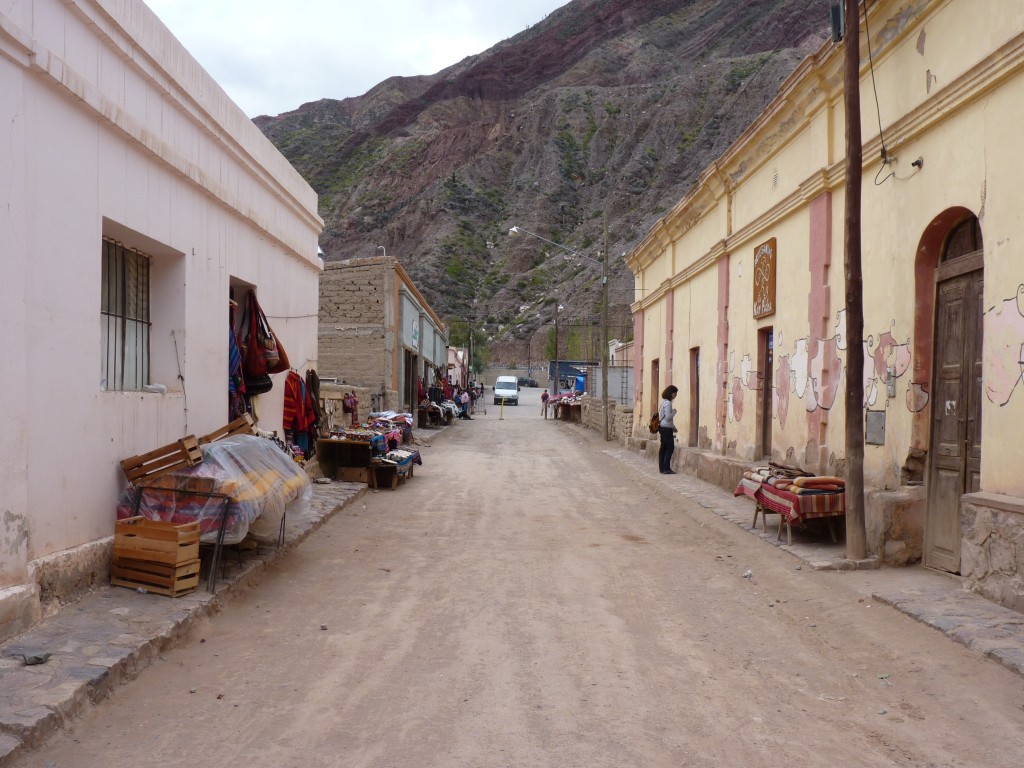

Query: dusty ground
[[12, 390, 1024, 767]]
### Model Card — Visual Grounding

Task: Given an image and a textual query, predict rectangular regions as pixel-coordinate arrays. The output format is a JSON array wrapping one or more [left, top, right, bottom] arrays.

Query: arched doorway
[[923, 214, 984, 572]]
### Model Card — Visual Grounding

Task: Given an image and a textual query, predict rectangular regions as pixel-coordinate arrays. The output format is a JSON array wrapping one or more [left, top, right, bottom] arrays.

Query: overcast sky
[[145, 1, 571, 117]]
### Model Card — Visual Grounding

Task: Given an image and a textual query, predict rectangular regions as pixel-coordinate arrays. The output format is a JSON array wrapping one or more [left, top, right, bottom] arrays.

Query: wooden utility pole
[[843, 0, 867, 560], [602, 216, 610, 441], [553, 307, 560, 397]]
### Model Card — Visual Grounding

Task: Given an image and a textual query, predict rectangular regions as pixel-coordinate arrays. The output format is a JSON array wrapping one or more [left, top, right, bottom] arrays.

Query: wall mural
[[984, 284, 1024, 407], [726, 309, 919, 431], [696, 284, 1024, 443]]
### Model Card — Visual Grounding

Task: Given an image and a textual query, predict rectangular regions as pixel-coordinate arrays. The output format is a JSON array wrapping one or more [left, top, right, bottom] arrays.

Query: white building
[[0, 0, 323, 639]]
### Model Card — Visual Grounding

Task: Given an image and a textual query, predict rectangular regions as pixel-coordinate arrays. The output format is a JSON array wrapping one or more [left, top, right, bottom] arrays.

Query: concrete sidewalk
[[0, 481, 366, 764], [600, 436, 1024, 681]]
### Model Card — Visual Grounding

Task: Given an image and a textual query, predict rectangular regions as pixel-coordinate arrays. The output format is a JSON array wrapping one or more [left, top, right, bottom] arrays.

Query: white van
[[493, 375, 519, 405]]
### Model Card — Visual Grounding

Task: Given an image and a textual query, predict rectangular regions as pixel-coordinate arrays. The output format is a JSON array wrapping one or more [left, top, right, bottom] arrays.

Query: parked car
[[517, 376, 538, 388]]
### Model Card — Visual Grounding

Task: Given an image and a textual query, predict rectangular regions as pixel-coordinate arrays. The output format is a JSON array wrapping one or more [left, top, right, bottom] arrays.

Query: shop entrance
[[689, 347, 700, 447], [757, 328, 774, 460], [650, 358, 660, 410], [403, 349, 419, 412], [925, 217, 984, 573]]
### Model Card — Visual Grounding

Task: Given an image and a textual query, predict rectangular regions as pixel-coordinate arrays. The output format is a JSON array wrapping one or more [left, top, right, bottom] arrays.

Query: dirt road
[[13, 389, 1024, 767]]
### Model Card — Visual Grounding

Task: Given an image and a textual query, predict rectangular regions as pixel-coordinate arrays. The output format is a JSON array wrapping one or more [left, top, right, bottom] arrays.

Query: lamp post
[[466, 318, 473, 390], [508, 226, 610, 441], [553, 304, 564, 397], [377, 245, 386, 257]]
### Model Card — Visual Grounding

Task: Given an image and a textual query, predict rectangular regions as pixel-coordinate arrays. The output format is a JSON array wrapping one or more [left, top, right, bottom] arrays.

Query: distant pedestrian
[[459, 389, 472, 420], [658, 385, 679, 474], [541, 389, 550, 419], [343, 392, 359, 427]]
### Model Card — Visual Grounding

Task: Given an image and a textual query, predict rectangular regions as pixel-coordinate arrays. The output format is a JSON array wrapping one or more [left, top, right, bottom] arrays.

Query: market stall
[[316, 411, 421, 489], [118, 433, 311, 545], [117, 422, 312, 592], [552, 392, 583, 422], [734, 464, 845, 544]]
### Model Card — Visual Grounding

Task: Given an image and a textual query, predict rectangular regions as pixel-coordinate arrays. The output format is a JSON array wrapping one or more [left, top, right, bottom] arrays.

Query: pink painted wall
[[807, 192, 833, 469], [1, 0, 322, 587]]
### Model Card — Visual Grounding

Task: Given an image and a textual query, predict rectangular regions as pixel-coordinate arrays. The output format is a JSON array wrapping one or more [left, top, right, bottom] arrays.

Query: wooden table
[[735, 480, 845, 544]]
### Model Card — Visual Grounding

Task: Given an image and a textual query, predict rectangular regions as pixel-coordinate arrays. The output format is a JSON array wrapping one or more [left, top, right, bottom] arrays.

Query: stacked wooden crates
[[111, 516, 201, 597], [114, 418, 256, 597]]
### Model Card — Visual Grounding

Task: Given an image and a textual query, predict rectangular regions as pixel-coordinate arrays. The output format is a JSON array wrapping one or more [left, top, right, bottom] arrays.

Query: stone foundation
[[28, 537, 114, 613], [0, 584, 41, 645], [865, 486, 925, 566], [961, 493, 1024, 613], [0, 536, 115, 644]]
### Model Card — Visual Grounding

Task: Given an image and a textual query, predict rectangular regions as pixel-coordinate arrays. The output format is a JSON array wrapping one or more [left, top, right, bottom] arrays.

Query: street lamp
[[508, 225, 611, 441], [377, 245, 386, 257], [553, 304, 564, 397]]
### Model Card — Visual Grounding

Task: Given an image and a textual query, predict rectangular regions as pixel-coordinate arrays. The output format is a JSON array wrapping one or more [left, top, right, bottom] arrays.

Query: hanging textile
[[283, 370, 317, 457], [283, 371, 315, 433], [306, 369, 323, 446], [229, 304, 248, 420]]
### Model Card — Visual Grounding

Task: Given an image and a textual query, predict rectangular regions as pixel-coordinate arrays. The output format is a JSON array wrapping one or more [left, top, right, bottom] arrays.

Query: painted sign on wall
[[753, 238, 777, 319]]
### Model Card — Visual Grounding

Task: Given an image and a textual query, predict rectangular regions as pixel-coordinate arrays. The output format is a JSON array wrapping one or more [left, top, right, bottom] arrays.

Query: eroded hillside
[[256, 0, 828, 361]]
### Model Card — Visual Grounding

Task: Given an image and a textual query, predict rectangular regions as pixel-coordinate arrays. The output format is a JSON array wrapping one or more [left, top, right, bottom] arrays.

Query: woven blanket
[[787, 483, 843, 494], [757, 483, 845, 523], [792, 475, 845, 488], [734, 478, 762, 500]]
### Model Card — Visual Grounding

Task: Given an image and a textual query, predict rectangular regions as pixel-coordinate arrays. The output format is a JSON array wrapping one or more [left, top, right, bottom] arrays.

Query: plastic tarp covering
[[116, 434, 313, 545]]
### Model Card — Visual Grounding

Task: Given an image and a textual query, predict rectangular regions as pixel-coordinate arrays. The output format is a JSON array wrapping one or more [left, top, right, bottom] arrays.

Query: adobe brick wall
[[319, 259, 394, 388]]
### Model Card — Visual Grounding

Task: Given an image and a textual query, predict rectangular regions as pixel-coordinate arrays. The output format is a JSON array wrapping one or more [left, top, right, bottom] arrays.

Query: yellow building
[[627, 0, 1024, 609]]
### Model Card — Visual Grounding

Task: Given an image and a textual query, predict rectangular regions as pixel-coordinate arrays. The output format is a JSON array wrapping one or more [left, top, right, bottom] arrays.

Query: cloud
[[145, 0, 568, 116]]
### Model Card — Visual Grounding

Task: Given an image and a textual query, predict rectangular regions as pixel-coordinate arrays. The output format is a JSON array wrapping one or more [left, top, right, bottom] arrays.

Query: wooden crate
[[198, 413, 257, 445], [368, 464, 398, 490], [337, 466, 369, 483], [111, 557, 200, 597], [120, 435, 203, 485], [114, 516, 200, 565]]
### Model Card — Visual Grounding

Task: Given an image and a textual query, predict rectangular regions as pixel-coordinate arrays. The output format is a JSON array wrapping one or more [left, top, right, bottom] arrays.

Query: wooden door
[[689, 347, 700, 447], [925, 269, 983, 572], [758, 328, 774, 460], [651, 358, 660, 414]]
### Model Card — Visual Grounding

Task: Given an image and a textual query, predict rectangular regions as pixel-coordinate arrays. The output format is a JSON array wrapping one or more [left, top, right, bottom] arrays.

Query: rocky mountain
[[255, 0, 828, 363]]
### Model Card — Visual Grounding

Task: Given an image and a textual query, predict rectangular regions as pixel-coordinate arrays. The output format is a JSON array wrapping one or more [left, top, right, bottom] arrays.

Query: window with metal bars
[[101, 238, 151, 391]]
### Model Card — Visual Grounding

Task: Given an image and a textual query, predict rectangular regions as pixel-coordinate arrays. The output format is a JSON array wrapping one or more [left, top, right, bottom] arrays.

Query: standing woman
[[658, 385, 679, 474]]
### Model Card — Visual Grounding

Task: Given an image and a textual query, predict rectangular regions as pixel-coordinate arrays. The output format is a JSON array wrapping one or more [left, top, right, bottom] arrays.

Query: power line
[[864, 0, 895, 185]]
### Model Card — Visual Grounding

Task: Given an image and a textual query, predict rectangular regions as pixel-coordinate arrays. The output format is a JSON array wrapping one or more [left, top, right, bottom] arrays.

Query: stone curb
[[873, 588, 1024, 678], [0, 482, 366, 764]]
